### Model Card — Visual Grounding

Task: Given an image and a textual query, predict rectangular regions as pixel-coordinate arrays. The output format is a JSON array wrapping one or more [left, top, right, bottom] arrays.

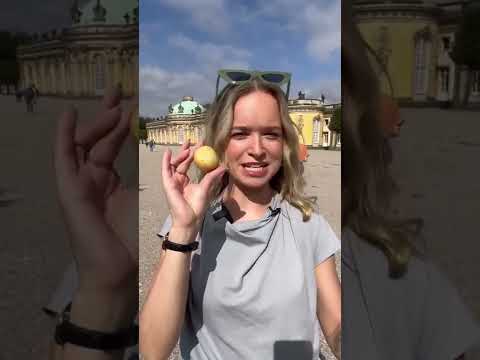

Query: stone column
[[60, 60, 66, 95], [133, 51, 138, 94], [22, 63, 29, 88]]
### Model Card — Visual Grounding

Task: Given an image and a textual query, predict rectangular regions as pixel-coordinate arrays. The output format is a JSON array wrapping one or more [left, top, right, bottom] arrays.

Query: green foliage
[[138, 129, 147, 140], [139, 116, 148, 130], [451, 4, 480, 69], [329, 107, 341, 133], [0, 31, 27, 84]]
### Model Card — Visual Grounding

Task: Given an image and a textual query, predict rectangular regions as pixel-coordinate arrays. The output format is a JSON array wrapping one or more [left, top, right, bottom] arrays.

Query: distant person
[[149, 141, 154, 152], [298, 142, 309, 175], [15, 89, 23, 102], [23, 84, 38, 113], [379, 93, 403, 138]]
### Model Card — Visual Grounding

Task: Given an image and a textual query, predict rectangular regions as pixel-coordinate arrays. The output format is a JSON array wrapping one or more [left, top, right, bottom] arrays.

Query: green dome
[[169, 96, 205, 116], [73, 0, 138, 26]]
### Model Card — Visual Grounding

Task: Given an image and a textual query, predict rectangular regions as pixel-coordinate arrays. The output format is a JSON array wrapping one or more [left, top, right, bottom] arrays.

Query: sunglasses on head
[[215, 69, 292, 99]]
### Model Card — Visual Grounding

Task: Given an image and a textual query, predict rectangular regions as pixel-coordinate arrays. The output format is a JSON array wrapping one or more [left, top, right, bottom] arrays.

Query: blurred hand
[[54, 87, 138, 296], [161, 140, 226, 237]]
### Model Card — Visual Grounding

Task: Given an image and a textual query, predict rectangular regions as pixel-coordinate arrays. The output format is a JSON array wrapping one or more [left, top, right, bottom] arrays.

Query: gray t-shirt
[[158, 194, 340, 360], [342, 228, 480, 360]]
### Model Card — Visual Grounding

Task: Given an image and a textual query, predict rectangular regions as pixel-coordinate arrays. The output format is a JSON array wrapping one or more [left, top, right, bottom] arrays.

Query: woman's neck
[[222, 182, 275, 222]]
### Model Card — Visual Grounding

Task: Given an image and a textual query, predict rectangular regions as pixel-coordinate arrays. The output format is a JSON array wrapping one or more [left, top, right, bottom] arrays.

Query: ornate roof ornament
[[93, 0, 107, 22], [70, 0, 82, 24], [133, 5, 139, 23]]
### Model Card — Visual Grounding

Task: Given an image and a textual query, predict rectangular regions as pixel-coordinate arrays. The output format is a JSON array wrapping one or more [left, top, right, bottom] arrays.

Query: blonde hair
[[342, 0, 422, 277], [201, 78, 317, 221]]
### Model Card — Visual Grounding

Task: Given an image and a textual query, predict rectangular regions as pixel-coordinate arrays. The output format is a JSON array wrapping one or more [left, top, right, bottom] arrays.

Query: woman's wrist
[[69, 289, 137, 332], [168, 225, 199, 245]]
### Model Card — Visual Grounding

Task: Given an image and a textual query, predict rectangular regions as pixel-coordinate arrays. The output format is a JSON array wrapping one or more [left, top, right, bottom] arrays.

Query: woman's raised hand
[[161, 140, 226, 234], [54, 86, 138, 295]]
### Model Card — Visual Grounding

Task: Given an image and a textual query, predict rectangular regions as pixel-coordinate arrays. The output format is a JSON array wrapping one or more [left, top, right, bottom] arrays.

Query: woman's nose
[[248, 135, 265, 156]]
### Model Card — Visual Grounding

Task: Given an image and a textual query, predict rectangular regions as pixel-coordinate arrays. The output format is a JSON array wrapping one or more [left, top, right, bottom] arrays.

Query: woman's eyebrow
[[231, 126, 282, 131]]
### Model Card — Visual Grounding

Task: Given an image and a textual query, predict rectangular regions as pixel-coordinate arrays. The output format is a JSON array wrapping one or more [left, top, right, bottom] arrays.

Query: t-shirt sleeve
[[418, 263, 480, 359], [43, 262, 78, 317], [313, 214, 341, 267], [157, 214, 172, 238]]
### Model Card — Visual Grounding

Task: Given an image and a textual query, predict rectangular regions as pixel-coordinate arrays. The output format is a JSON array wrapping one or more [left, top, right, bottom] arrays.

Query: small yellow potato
[[194, 146, 219, 173]]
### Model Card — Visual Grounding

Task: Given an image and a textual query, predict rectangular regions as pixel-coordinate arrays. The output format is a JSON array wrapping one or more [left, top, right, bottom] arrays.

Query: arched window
[[313, 117, 321, 145], [472, 71, 480, 95], [178, 128, 184, 144], [413, 27, 432, 99], [95, 55, 106, 95]]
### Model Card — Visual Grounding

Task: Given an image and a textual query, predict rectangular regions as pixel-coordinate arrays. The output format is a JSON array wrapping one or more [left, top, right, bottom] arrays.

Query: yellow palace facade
[[354, 0, 480, 104], [16, 0, 138, 98], [146, 93, 340, 149]]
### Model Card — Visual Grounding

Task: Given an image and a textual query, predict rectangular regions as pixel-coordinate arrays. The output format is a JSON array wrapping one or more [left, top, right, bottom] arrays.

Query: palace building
[[354, 0, 480, 104], [146, 92, 340, 148], [146, 96, 207, 145], [16, 0, 138, 98]]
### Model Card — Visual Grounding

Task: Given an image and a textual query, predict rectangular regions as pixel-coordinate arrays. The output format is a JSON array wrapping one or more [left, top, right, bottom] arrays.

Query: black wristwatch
[[161, 232, 199, 252], [54, 304, 138, 351]]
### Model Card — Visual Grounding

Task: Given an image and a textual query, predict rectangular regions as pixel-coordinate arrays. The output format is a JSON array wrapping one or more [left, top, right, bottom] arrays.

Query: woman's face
[[225, 90, 284, 192]]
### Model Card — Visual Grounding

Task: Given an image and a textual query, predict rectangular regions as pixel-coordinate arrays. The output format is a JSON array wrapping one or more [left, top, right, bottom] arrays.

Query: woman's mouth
[[241, 163, 268, 177]]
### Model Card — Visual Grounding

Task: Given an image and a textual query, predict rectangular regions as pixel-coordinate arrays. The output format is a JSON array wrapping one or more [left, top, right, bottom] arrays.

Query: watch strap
[[55, 311, 138, 350], [161, 232, 199, 252]]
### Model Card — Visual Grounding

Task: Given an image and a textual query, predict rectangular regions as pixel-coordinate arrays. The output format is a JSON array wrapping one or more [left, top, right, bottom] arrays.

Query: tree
[[0, 31, 28, 87], [450, 3, 480, 105], [329, 107, 341, 133], [328, 107, 341, 147]]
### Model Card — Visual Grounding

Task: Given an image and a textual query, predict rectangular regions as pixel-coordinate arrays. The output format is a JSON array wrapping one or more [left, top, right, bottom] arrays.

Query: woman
[[342, 1, 479, 359], [140, 77, 341, 359]]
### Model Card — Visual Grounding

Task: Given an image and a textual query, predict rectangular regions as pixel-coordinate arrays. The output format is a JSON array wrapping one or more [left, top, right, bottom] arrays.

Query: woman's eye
[[265, 133, 280, 139], [231, 133, 247, 139]]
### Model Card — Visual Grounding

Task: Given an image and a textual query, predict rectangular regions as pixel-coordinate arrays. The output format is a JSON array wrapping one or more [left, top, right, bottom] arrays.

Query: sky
[[140, 0, 341, 117], [0, 0, 92, 33]]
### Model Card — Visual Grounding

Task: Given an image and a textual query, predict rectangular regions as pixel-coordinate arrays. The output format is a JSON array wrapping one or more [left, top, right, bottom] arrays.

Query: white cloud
[[255, 0, 340, 63], [139, 66, 212, 117], [140, 34, 253, 117], [303, 2, 341, 62], [159, 0, 229, 33], [167, 33, 252, 73]]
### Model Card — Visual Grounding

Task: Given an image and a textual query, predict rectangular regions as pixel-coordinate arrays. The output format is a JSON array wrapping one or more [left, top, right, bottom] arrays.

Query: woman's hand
[[54, 87, 138, 300], [161, 141, 226, 237]]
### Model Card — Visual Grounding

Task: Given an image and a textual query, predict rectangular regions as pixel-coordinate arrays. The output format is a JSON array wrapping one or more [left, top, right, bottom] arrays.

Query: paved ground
[[139, 144, 341, 360], [391, 108, 480, 358], [0, 96, 137, 359]]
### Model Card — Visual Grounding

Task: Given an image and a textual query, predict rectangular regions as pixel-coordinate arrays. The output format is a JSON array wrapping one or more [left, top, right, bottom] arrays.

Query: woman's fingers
[[88, 103, 133, 167], [199, 165, 227, 193], [75, 106, 122, 150], [74, 86, 122, 150], [175, 148, 195, 175], [102, 85, 122, 110], [54, 106, 79, 179], [170, 147, 191, 168], [162, 149, 189, 205], [162, 149, 173, 180], [181, 139, 190, 151]]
